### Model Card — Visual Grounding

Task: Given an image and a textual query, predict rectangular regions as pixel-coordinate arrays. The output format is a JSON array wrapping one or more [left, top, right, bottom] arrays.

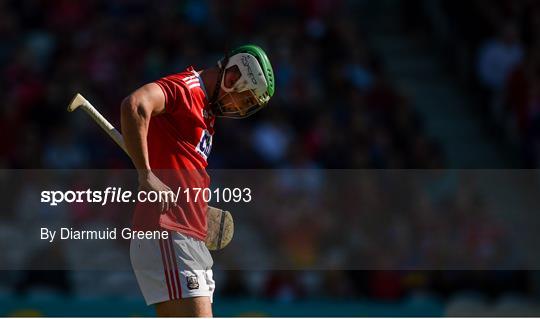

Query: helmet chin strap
[[208, 53, 230, 116]]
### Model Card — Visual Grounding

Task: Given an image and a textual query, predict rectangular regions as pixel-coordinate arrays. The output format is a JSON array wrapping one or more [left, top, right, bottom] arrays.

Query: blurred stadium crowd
[[0, 0, 538, 314], [425, 0, 540, 167], [0, 0, 443, 170]]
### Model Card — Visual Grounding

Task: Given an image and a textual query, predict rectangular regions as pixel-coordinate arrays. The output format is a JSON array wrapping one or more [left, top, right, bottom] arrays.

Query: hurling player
[[121, 45, 274, 317]]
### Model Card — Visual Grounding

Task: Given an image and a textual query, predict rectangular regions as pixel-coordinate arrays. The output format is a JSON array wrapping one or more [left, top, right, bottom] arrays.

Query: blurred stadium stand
[[409, 0, 540, 168], [1, 0, 540, 316]]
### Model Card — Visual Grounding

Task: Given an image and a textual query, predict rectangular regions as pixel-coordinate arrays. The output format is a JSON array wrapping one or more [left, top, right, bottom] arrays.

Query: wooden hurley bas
[[205, 206, 234, 250]]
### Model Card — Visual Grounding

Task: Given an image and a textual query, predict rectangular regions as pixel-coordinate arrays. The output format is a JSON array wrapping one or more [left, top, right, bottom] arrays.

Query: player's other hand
[[137, 170, 177, 212]]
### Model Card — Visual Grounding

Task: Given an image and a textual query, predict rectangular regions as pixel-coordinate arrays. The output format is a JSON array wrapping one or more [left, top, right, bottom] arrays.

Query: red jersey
[[132, 67, 215, 241]]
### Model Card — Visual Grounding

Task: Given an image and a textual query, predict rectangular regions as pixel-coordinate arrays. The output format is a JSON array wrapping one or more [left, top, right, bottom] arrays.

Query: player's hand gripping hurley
[[67, 93, 234, 251]]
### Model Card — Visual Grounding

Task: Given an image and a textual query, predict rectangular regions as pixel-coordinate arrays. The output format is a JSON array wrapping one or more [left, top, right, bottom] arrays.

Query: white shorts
[[130, 230, 215, 305]]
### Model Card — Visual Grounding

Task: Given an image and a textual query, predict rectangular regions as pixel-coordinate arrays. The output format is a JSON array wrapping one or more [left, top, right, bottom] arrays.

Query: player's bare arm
[[120, 83, 174, 211]]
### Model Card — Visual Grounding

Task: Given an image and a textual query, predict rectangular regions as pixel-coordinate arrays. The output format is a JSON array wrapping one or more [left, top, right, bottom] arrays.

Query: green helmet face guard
[[215, 89, 266, 119], [211, 44, 275, 119]]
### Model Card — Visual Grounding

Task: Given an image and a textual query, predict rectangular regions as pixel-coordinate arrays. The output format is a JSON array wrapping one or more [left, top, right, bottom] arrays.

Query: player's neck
[[199, 67, 220, 99]]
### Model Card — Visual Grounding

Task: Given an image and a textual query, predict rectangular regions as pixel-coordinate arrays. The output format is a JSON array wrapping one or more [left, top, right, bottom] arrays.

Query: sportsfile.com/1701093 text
[[40, 187, 252, 206]]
